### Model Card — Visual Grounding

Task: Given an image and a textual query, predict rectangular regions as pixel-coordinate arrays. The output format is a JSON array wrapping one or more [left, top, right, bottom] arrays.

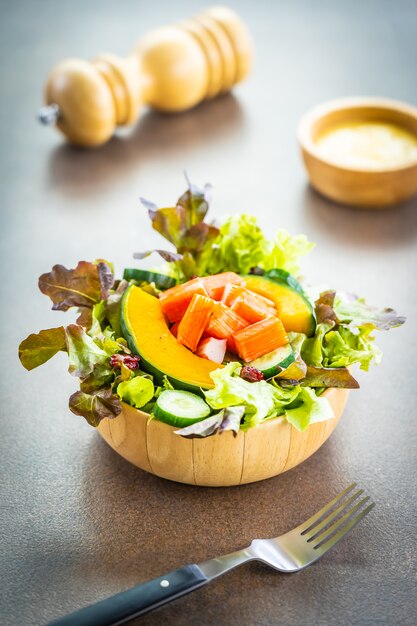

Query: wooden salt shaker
[[39, 6, 253, 147]]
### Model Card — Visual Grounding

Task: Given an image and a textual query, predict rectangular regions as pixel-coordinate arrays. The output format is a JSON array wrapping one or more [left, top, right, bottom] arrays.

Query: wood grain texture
[[298, 97, 417, 208], [97, 388, 348, 486], [179, 19, 223, 99], [101, 401, 152, 474], [43, 6, 253, 147]]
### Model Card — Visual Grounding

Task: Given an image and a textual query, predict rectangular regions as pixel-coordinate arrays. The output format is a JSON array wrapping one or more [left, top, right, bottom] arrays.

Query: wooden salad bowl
[[97, 387, 349, 487]]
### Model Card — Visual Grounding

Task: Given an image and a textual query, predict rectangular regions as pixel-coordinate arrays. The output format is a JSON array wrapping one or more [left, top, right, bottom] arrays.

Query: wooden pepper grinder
[[39, 6, 253, 147]]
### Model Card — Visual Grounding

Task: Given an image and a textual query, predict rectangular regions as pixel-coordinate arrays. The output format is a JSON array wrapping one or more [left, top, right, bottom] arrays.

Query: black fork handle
[[47, 564, 208, 626]]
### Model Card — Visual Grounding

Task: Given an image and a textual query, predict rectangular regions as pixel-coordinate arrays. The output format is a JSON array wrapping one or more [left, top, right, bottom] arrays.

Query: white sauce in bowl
[[315, 121, 417, 169]]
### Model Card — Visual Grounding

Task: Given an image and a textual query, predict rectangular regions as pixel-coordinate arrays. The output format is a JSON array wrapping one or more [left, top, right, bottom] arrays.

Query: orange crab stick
[[169, 321, 180, 337], [206, 302, 249, 352], [221, 283, 245, 307], [177, 294, 216, 352], [202, 272, 245, 300], [159, 279, 208, 323], [206, 302, 248, 338], [248, 290, 275, 308], [234, 316, 288, 362], [231, 290, 277, 324]]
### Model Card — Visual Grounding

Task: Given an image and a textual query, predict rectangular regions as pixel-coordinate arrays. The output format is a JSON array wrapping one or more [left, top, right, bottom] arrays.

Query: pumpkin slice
[[244, 272, 316, 336], [121, 286, 220, 393]]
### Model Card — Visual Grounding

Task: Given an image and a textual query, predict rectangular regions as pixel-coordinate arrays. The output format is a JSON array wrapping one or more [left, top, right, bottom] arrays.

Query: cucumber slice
[[123, 268, 176, 290], [154, 390, 211, 427], [247, 345, 295, 378]]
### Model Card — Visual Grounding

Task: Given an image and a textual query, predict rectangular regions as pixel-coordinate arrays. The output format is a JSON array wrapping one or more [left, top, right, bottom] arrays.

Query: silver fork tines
[[305, 489, 365, 542], [300, 482, 358, 535], [199, 483, 375, 579], [312, 500, 375, 553]]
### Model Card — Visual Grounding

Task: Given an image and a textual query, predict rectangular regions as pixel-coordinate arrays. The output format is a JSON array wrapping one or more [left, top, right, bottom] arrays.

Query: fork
[[48, 483, 374, 626]]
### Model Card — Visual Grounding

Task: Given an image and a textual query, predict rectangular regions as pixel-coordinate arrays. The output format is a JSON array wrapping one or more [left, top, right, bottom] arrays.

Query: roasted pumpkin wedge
[[244, 271, 316, 337], [121, 286, 220, 393]]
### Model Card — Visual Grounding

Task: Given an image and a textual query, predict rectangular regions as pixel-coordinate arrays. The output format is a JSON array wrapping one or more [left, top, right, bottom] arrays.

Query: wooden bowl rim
[[298, 96, 417, 174], [119, 384, 340, 436], [98, 386, 349, 486]]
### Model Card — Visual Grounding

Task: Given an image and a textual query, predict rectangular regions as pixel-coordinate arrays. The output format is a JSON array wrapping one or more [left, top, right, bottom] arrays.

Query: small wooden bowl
[[298, 97, 417, 208], [97, 387, 349, 487]]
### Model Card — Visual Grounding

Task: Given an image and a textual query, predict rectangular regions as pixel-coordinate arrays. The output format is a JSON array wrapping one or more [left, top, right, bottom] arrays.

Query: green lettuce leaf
[[322, 326, 382, 371], [138, 191, 314, 280], [93, 327, 128, 356], [117, 376, 155, 409], [205, 363, 281, 428], [300, 323, 334, 366], [262, 230, 315, 275], [86, 301, 106, 336], [69, 388, 121, 427], [299, 321, 382, 372], [200, 214, 266, 276], [199, 215, 315, 277], [18, 327, 66, 370], [334, 293, 406, 330], [65, 325, 109, 378], [161, 376, 175, 391], [297, 291, 405, 372], [104, 280, 129, 337], [68, 325, 128, 393], [205, 363, 334, 432], [285, 387, 334, 432]]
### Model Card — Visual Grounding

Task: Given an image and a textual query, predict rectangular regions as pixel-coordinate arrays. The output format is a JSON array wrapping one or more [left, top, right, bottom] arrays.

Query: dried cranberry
[[109, 354, 122, 367], [240, 366, 265, 382], [110, 354, 140, 370], [123, 355, 141, 370]]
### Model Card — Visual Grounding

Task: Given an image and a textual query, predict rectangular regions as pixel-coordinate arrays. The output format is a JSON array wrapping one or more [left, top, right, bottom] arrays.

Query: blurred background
[[1, 1, 416, 625], [2, 0, 417, 284]]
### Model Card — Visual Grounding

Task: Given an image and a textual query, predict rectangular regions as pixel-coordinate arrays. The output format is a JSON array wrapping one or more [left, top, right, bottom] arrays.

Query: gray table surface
[[1, 0, 417, 624]]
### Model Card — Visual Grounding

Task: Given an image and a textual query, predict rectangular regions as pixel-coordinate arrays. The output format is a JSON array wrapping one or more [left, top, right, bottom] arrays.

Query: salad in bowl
[[19, 179, 405, 485]]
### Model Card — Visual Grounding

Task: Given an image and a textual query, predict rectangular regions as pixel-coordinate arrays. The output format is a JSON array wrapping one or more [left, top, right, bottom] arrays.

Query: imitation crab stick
[[177, 294, 216, 352], [169, 321, 180, 337], [221, 283, 245, 307], [231, 290, 277, 323], [202, 272, 245, 300], [196, 337, 227, 364], [249, 291, 276, 308], [206, 302, 248, 338], [159, 279, 208, 323], [206, 302, 249, 352], [234, 316, 288, 362]]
